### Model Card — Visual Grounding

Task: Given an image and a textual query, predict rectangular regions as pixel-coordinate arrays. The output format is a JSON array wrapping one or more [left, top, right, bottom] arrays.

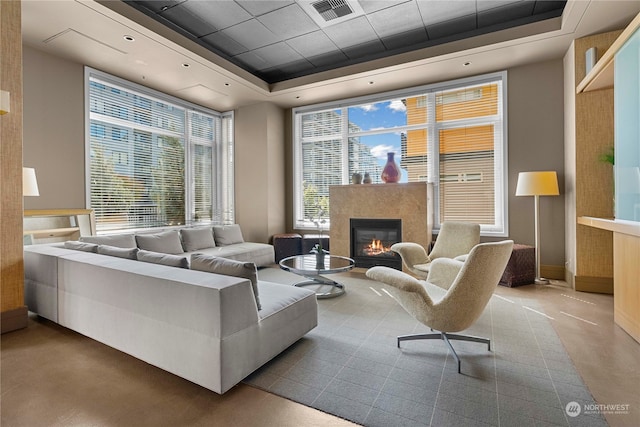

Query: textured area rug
[[246, 268, 607, 427]]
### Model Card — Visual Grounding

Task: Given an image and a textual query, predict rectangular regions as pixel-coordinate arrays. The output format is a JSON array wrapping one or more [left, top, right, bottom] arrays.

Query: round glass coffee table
[[279, 254, 354, 298]]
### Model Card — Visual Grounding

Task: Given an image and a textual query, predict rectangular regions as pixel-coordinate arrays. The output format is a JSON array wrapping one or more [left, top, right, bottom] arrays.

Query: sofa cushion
[[98, 245, 139, 260], [191, 253, 261, 310], [191, 242, 274, 267], [79, 234, 136, 248], [180, 227, 215, 252], [64, 241, 99, 253], [135, 230, 184, 254], [137, 249, 189, 269], [213, 224, 244, 246]]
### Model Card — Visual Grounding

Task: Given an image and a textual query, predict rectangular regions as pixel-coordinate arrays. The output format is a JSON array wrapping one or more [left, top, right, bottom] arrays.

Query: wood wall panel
[[613, 232, 640, 342], [571, 31, 621, 292], [0, 0, 27, 331]]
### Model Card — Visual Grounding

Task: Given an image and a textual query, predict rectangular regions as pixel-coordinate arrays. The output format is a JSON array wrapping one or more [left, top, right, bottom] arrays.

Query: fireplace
[[350, 218, 402, 269]]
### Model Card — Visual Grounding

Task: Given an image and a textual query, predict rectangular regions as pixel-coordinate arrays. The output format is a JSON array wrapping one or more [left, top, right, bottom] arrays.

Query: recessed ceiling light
[[463, 61, 472, 66], [160, 6, 169, 12], [123, 35, 135, 42], [295, 96, 300, 99], [224, 83, 230, 87], [368, 81, 374, 85], [181, 63, 190, 68]]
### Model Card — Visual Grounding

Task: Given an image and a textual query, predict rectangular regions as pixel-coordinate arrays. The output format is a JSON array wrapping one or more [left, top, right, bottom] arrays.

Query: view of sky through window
[[348, 99, 413, 182]]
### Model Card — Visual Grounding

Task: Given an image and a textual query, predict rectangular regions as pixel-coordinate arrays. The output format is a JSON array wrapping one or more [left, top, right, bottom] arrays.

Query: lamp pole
[[533, 194, 548, 284]]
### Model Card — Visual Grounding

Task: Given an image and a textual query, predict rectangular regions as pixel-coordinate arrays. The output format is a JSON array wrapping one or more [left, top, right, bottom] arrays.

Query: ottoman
[[499, 244, 535, 287], [272, 233, 302, 263], [302, 234, 330, 254]]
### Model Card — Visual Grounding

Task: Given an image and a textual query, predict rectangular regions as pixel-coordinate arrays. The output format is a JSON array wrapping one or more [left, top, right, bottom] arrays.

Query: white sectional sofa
[[23, 225, 317, 394], [77, 224, 275, 267]]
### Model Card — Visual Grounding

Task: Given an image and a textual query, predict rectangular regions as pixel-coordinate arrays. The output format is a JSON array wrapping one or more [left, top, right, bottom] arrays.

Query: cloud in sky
[[358, 104, 378, 112], [370, 144, 397, 160], [387, 100, 406, 112]]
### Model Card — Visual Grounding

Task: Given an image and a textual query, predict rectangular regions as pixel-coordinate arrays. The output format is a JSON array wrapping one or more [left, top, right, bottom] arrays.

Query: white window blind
[[435, 82, 504, 233], [86, 68, 234, 232], [293, 72, 507, 235]]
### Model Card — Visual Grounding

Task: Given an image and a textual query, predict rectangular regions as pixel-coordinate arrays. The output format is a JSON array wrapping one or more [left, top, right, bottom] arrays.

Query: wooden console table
[[578, 216, 640, 343], [24, 209, 96, 244]]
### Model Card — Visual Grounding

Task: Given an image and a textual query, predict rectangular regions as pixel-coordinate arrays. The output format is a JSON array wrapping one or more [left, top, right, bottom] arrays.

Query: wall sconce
[[23, 167, 40, 197], [516, 171, 559, 284], [0, 90, 10, 115]]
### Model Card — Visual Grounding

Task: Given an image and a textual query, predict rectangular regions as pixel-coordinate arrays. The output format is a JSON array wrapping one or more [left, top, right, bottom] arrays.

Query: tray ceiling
[[125, 0, 567, 83]]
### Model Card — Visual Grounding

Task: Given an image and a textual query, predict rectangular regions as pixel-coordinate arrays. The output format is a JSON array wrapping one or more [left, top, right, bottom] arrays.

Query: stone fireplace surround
[[329, 182, 433, 269]]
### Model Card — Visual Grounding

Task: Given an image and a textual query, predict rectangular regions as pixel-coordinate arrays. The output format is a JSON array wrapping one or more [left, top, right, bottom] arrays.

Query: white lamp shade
[[515, 171, 559, 196], [23, 167, 40, 196]]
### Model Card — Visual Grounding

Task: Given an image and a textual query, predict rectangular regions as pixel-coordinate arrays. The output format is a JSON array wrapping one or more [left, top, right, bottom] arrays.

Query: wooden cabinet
[[579, 217, 640, 343], [576, 11, 640, 343], [24, 209, 96, 244], [577, 12, 640, 93]]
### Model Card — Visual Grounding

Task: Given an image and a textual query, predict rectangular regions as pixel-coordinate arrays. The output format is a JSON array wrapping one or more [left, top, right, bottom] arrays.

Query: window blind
[[87, 69, 234, 232], [293, 72, 507, 235]]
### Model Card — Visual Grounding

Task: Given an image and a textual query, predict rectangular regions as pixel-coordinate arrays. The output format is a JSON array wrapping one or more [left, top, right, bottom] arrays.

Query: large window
[[86, 68, 234, 232], [293, 72, 507, 235]]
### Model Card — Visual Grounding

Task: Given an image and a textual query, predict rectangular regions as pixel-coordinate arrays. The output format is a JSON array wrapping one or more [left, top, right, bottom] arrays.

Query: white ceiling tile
[[416, 0, 476, 26], [287, 30, 341, 57], [258, 4, 319, 39], [201, 31, 248, 56], [368, 1, 425, 38], [222, 20, 280, 50], [323, 16, 379, 49], [359, 0, 412, 14], [252, 42, 305, 67], [236, 0, 295, 16], [175, 1, 253, 31]]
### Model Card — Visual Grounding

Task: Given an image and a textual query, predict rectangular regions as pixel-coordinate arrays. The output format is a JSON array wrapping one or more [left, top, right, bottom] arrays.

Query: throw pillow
[[79, 234, 136, 248], [64, 241, 99, 253], [137, 250, 190, 269], [180, 227, 215, 252], [135, 230, 184, 254], [98, 245, 139, 260], [190, 253, 261, 310], [212, 224, 244, 246]]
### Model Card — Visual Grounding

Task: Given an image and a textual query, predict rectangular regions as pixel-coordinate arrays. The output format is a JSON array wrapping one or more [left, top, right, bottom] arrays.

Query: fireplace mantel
[[329, 182, 433, 266]]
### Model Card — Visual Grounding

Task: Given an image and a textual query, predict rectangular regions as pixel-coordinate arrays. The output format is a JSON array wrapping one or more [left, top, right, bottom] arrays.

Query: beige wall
[[23, 46, 85, 209], [286, 59, 566, 269], [234, 102, 286, 243], [22, 46, 566, 266], [506, 59, 566, 268], [22, 47, 287, 243]]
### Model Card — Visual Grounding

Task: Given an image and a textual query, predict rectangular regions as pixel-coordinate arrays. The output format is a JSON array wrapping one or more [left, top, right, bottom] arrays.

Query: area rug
[[245, 268, 607, 427]]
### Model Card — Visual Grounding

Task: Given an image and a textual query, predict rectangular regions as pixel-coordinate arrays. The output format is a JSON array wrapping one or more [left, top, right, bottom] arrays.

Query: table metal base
[[294, 275, 345, 299]]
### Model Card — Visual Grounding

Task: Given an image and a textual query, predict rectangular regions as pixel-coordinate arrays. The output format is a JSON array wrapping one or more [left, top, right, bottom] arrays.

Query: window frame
[[84, 67, 234, 233], [292, 71, 508, 237]]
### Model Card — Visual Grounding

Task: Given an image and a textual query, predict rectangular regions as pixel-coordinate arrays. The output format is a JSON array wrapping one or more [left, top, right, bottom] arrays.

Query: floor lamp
[[515, 171, 559, 284]]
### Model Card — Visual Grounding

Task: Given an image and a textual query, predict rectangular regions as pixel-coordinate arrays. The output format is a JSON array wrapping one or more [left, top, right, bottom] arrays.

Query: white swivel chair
[[391, 221, 480, 279], [366, 240, 513, 373]]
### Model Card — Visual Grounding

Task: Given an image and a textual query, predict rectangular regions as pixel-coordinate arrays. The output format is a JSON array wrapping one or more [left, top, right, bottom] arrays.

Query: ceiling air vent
[[312, 0, 353, 22], [301, 0, 364, 28]]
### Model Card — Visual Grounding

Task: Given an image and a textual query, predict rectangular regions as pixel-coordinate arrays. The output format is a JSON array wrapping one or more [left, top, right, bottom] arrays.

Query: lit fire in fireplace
[[363, 238, 393, 256]]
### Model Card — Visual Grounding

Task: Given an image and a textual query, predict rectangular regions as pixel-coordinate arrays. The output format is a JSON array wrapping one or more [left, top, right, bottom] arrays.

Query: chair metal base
[[397, 331, 491, 373]]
